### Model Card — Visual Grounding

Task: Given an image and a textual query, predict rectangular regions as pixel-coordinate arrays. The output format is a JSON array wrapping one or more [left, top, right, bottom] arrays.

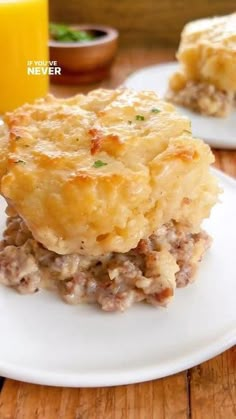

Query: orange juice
[[0, 0, 48, 113]]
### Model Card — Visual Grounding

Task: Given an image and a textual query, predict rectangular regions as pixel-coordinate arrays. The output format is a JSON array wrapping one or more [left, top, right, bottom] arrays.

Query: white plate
[[0, 169, 235, 387], [124, 63, 236, 149]]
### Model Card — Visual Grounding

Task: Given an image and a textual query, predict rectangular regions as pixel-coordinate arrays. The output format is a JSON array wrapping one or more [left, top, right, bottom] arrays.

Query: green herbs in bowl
[[49, 24, 119, 84], [50, 23, 95, 43]]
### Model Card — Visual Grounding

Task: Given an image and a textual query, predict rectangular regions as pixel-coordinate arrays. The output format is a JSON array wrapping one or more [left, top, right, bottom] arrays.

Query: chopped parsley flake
[[93, 160, 108, 168], [15, 160, 26, 164], [128, 120, 132, 125], [183, 129, 191, 134], [136, 115, 145, 121], [151, 108, 161, 113]]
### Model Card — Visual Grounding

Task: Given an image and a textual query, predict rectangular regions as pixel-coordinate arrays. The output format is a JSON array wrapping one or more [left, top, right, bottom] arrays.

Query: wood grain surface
[[49, 0, 236, 46], [0, 47, 235, 419]]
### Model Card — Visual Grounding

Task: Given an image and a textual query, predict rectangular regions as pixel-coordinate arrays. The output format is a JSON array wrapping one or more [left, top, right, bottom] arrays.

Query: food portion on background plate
[[0, 88, 219, 311], [167, 13, 236, 117], [124, 12, 236, 149]]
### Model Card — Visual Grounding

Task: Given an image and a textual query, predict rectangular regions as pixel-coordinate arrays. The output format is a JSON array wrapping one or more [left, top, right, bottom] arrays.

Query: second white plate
[[124, 62, 236, 149]]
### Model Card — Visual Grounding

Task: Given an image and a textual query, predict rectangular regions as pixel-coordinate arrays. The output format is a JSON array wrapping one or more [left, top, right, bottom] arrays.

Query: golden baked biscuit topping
[[1, 88, 218, 256]]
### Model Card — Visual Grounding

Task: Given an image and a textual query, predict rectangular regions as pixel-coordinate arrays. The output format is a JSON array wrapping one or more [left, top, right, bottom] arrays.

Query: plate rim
[[0, 330, 234, 387], [0, 168, 235, 387]]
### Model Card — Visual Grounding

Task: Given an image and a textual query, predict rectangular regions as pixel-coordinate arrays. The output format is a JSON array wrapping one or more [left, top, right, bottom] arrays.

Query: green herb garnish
[[15, 160, 26, 164], [93, 160, 108, 168], [136, 115, 145, 121], [128, 120, 132, 125], [183, 129, 191, 134], [50, 23, 95, 43], [151, 108, 161, 113]]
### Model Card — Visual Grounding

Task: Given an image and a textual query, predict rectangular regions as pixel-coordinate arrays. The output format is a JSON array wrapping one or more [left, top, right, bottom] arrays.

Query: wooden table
[[0, 48, 235, 419]]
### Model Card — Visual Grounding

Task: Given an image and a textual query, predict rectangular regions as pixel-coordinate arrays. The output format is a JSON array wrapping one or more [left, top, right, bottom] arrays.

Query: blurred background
[[1, 0, 235, 112], [49, 0, 236, 46]]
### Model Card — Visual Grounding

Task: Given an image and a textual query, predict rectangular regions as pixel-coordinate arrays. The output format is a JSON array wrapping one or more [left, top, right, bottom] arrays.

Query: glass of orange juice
[[0, 0, 49, 113]]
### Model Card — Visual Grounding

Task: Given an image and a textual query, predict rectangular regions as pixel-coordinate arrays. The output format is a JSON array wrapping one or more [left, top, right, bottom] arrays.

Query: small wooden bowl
[[49, 25, 119, 84]]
